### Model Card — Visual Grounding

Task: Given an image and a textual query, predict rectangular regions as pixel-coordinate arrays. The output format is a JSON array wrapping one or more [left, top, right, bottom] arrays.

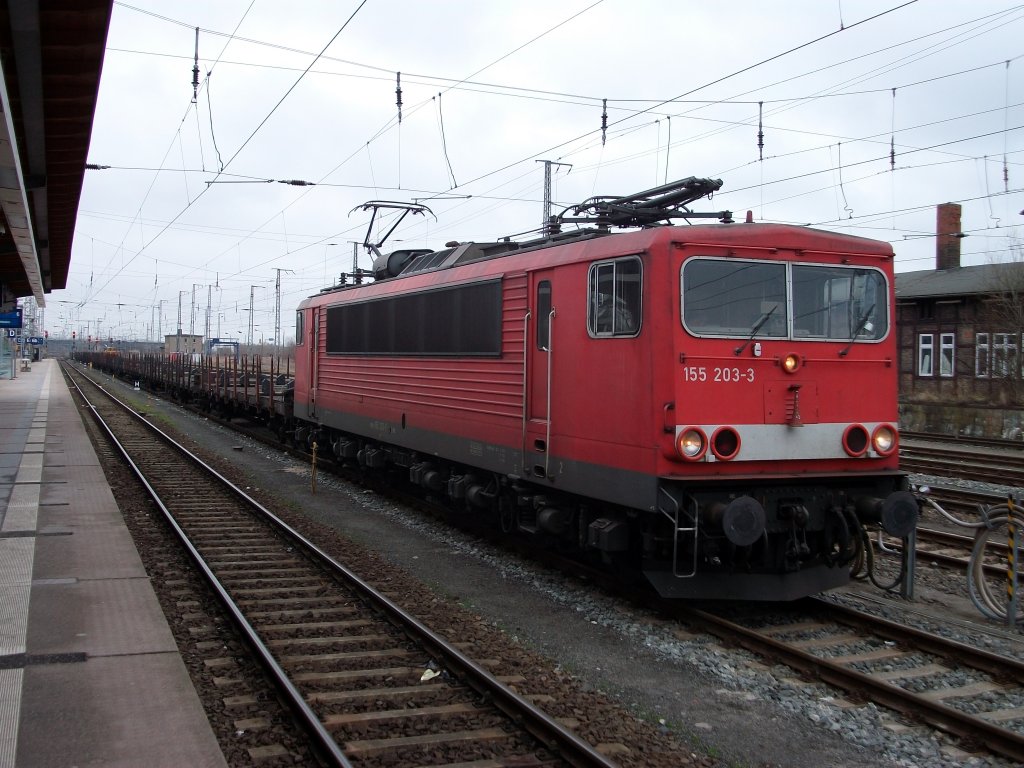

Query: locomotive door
[[309, 307, 320, 417], [526, 273, 555, 479]]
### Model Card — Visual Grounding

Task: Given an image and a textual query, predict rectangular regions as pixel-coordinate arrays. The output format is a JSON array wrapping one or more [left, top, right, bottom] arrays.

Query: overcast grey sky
[[48, 0, 1024, 344]]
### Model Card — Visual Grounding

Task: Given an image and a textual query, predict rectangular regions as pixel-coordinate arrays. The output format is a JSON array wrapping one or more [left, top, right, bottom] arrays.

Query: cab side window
[[295, 310, 305, 345], [536, 281, 552, 350], [588, 257, 641, 337]]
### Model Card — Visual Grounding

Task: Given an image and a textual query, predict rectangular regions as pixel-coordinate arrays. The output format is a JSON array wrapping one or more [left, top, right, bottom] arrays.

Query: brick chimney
[[936, 202, 962, 270]]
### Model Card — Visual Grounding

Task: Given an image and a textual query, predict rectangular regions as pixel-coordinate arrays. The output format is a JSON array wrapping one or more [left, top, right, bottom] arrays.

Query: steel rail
[[901, 457, 1024, 486], [64, 362, 618, 768], [680, 602, 1024, 764], [903, 451, 1024, 472], [890, 527, 1010, 575], [805, 598, 1024, 682], [63, 364, 355, 768], [902, 432, 1024, 451]]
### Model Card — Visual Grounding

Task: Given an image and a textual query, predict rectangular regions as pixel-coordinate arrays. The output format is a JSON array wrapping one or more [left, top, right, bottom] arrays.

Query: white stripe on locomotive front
[[676, 422, 890, 461]]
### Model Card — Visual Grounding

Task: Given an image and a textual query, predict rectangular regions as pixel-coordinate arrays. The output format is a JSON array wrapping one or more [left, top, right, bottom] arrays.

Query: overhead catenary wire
[[77, 2, 1023, 341], [205, 74, 224, 171], [105, 37, 1021, 114], [722, 126, 1024, 199], [79, 119, 1022, 251], [572, 14, 1024, 207], [99, 6, 1019, 204], [435, 93, 458, 189], [127, 0, 606, 285], [122, 0, 1018, 114], [107, 0, 954, 209], [156, 0, 614, 293], [1005, 59, 1012, 192], [96, 0, 1015, 268], [83, 0, 254, 301], [449, 1, 924, 193], [653, 8, 1024, 155], [86, 1, 370, 302], [808, 187, 1024, 229]]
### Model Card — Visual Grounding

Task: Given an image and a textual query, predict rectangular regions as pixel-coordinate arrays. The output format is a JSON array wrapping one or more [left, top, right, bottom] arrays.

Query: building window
[[976, 332, 990, 378], [918, 333, 934, 377], [994, 332, 1018, 378], [939, 333, 955, 377]]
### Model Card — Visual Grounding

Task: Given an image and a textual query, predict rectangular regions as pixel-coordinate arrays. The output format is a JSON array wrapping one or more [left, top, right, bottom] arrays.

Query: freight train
[[83, 178, 916, 599], [287, 178, 917, 600]]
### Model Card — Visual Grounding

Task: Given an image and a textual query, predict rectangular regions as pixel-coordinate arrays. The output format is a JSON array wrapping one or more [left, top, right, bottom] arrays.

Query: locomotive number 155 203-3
[[682, 366, 755, 383]]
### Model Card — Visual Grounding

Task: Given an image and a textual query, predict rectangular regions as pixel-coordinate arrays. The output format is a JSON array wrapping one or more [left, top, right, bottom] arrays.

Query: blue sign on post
[[26, 337, 44, 345], [0, 308, 23, 328]]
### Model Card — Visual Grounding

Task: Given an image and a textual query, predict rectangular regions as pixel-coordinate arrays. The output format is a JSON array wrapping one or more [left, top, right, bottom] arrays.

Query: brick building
[[896, 203, 1024, 438]]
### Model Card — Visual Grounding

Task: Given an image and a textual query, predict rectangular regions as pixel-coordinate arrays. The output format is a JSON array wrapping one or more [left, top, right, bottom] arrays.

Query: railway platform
[[0, 359, 225, 767]]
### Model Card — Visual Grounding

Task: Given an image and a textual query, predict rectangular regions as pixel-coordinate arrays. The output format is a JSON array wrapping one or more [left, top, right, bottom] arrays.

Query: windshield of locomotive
[[791, 265, 887, 341], [682, 258, 888, 342]]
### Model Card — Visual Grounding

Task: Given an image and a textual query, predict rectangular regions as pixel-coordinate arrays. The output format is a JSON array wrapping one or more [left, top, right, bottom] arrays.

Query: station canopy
[[0, 1, 112, 308]]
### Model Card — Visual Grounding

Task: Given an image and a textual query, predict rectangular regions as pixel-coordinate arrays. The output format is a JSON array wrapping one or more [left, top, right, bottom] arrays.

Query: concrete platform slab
[[18, 655, 225, 768], [27, 576, 178, 657], [0, 360, 226, 768], [37, 482, 132, 526], [31, 524, 148, 581]]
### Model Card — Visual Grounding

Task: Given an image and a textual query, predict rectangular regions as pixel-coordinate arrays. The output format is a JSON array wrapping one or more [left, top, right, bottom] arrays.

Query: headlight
[[782, 353, 801, 373], [871, 424, 898, 456], [676, 428, 707, 461]]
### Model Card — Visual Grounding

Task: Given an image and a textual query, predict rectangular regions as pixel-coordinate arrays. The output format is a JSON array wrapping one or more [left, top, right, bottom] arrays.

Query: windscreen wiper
[[839, 303, 875, 357], [734, 304, 778, 356]]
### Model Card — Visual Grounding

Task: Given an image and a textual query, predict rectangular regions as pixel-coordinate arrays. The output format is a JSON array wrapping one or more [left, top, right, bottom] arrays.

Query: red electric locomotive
[[293, 178, 917, 600]]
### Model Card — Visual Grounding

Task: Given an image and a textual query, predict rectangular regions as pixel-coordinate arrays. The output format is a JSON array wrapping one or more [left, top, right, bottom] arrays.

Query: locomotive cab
[[639, 225, 914, 599]]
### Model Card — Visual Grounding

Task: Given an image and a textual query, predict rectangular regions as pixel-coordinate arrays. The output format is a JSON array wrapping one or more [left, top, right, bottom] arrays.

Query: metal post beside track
[[1009, 495, 1020, 628], [311, 441, 318, 494], [900, 527, 916, 600]]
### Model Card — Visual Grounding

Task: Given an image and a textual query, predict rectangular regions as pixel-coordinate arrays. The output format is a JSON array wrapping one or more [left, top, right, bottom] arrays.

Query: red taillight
[[842, 424, 869, 457], [711, 427, 741, 461]]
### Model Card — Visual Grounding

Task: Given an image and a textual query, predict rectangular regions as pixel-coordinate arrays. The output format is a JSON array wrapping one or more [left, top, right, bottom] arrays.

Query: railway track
[[62, 362, 617, 768], [875, 485, 1024, 600], [900, 442, 1024, 487], [684, 598, 1024, 763], [913, 526, 1009, 570], [920, 485, 1009, 515], [906, 487, 1017, 574], [72, 362, 1024, 763], [901, 431, 1024, 451]]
